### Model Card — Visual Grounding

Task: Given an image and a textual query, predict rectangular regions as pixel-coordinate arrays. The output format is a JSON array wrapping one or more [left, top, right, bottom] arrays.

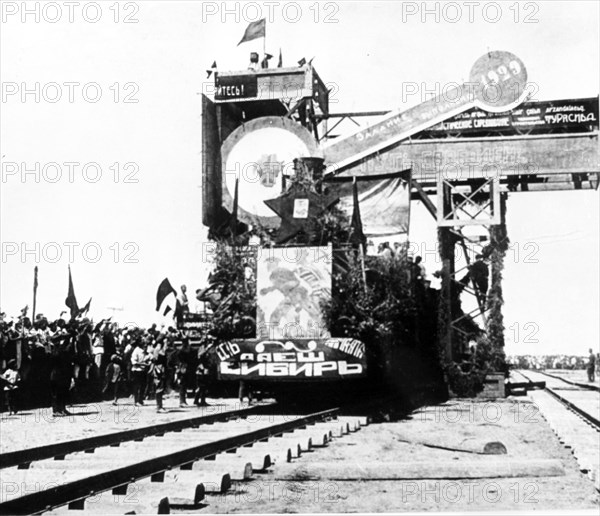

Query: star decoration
[[264, 184, 338, 243]]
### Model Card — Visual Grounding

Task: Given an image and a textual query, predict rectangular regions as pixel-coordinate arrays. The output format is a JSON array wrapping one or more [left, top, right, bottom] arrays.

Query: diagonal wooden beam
[[285, 98, 304, 118], [412, 179, 437, 220]]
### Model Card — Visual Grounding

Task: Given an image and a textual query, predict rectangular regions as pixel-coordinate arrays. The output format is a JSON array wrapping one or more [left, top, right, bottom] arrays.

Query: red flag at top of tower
[[238, 19, 266, 46]]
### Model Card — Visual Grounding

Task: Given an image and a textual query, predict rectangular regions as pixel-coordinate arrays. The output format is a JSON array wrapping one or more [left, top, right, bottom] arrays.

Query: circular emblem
[[221, 116, 321, 227], [469, 50, 528, 112]]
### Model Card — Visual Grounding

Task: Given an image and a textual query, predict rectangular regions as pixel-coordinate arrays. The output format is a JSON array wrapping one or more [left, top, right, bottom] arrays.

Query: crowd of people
[[0, 310, 212, 416], [507, 353, 600, 381], [366, 241, 431, 286]]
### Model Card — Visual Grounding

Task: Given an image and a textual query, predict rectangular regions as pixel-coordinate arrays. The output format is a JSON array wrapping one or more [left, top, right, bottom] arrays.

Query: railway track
[[537, 370, 600, 392], [0, 404, 367, 515], [517, 369, 600, 490], [1, 403, 269, 470]]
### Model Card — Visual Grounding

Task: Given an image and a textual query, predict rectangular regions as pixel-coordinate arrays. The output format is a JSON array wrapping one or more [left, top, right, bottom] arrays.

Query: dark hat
[[7, 359, 18, 369]]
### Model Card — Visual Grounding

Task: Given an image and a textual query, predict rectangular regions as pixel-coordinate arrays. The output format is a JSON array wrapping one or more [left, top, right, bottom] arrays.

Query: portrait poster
[[256, 246, 332, 340]]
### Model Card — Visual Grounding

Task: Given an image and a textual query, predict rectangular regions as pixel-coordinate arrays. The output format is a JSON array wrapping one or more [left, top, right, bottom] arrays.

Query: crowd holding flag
[[65, 265, 79, 319], [65, 265, 92, 320], [79, 298, 92, 317], [1, 277, 213, 415]]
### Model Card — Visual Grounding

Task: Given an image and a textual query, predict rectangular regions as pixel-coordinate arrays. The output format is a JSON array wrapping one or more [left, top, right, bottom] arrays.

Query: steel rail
[[538, 370, 600, 392], [541, 387, 600, 430], [518, 370, 600, 430], [0, 407, 339, 515], [0, 404, 271, 470]]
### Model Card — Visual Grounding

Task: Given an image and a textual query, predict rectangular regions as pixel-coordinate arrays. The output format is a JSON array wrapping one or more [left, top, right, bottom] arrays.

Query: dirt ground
[[2, 396, 598, 513], [195, 398, 600, 513]]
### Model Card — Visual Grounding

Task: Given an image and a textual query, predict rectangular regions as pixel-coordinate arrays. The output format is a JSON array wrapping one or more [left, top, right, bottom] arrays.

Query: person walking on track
[[587, 348, 596, 382]]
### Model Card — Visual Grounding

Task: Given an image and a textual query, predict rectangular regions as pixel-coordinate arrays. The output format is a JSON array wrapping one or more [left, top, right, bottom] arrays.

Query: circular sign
[[221, 116, 322, 227], [469, 50, 528, 112]]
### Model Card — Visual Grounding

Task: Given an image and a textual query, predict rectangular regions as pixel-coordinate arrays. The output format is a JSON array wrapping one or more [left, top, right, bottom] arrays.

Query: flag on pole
[[79, 298, 92, 317], [32, 266, 39, 320], [213, 177, 247, 241], [65, 265, 79, 319], [156, 278, 177, 316], [237, 19, 266, 46], [277, 48, 283, 67], [229, 177, 239, 236], [350, 177, 367, 251]]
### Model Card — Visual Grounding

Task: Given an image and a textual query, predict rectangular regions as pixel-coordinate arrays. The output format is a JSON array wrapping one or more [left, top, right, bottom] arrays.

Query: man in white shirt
[[130, 342, 147, 406], [177, 285, 189, 313]]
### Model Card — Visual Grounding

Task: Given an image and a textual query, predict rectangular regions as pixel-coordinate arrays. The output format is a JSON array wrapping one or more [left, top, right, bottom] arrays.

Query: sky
[[1, 1, 598, 355]]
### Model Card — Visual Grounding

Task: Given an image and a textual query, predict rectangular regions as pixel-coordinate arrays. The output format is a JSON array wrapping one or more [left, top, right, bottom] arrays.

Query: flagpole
[[351, 176, 367, 293], [32, 266, 38, 321]]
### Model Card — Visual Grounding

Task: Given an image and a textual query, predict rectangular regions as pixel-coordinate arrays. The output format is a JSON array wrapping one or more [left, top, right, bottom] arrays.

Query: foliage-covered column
[[437, 227, 453, 364], [486, 193, 509, 372]]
